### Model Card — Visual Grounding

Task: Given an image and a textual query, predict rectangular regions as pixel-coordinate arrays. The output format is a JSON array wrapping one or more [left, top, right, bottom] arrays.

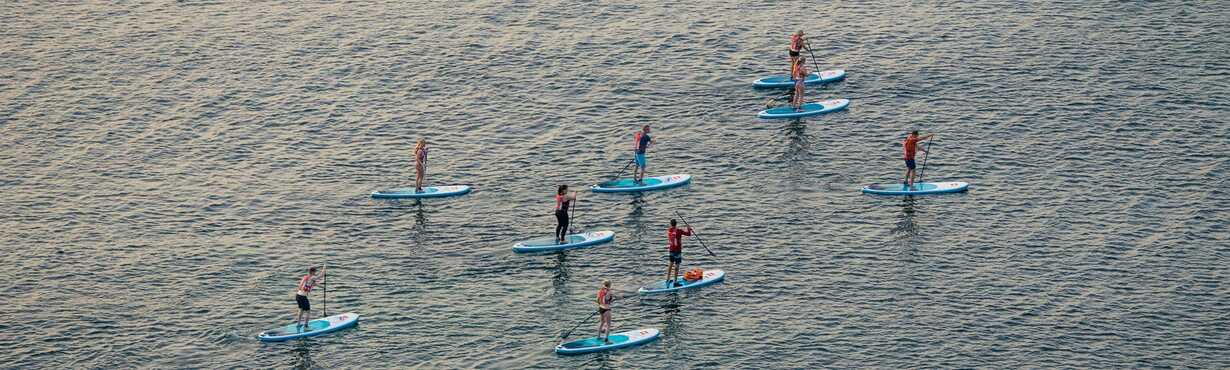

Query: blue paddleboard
[[591, 174, 691, 193], [861, 181, 969, 195], [371, 185, 471, 199], [757, 99, 849, 119], [556, 328, 660, 355], [257, 312, 360, 342], [512, 230, 615, 254], [637, 269, 726, 295], [752, 69, 846, 88]]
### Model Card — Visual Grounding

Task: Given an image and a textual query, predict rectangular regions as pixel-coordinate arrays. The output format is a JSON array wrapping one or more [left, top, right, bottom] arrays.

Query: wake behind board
[[257, 312, 360, 342], [637, 269, 726, 295], [752, 70, 846, 88], [555, 328, 660, 355], [591, 174, 691, 193], [512, 230, 615, 254], [861, 181, 969, 195], [371, 185, 471, 199], [758, 99, 849, 119]]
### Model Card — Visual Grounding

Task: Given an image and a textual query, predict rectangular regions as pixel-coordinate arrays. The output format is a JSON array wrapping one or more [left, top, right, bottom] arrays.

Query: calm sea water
[[2, 1, 1228, 368]]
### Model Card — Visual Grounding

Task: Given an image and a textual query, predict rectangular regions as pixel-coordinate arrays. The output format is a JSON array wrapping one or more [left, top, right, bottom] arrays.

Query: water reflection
[[290, 340, 317, 370], [780, 118, 814, 165], [625, 193, 650, 242], [402, 200, 428, 248], [550, 252, 573, 301], [892, 196, 919, 240]]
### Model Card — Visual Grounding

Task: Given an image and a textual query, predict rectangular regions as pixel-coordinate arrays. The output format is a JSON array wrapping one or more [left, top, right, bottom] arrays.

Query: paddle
[[673, 211, 716, 257], [804, 38, 822, 80], [568, 192, 578, 234], [764, 91, 794, 108], [602, 158, 636, 187], [322, 264, 327, 317], [917, 137, 934, 184], [560, 310, 600, 340]]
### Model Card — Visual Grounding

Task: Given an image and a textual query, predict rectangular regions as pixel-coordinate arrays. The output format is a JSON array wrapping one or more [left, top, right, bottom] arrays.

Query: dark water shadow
[[780, 118, 813, 164], [549, 252, 574, 305], [659, 294, 683, 334], [892, 196, 920, 242], [411, 200, 428, 244], [290, 340, 319, 370], [625, 193, 650, 242]]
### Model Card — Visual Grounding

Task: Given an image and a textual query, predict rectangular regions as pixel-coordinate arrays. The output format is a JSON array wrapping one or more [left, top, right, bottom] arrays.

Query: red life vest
[[597, 287, 612, 308], [790, 34, 804, 52], [298, 274, 318, 295]]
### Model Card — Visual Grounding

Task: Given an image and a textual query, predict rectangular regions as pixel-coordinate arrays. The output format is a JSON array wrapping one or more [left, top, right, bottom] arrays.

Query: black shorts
[[905, 159, 916, 170], [296, 294, 310, 311], [669, 251, 682, 264], [789, 50, 801, 57]]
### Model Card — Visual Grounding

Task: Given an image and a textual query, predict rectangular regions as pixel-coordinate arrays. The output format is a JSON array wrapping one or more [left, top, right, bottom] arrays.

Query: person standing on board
[[414, 139, 428, 193], [597, 280, 615, 343], [555, 185, 578, 244], [902, 130, 935, 189], [295, 266, 325, 329], [789, 30, 807, 70], [633, 125, 654, 184], [665, 219, 694, 286], [791, 57, 810, 111]]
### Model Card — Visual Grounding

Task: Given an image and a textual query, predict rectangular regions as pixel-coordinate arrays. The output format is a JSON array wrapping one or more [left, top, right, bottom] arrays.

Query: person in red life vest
[[596, 280, 615, 343], [902, 130, 935, 189], [414, 138, 428, 193], [555, 185, 578, 244], [791, 56, 810, 111], [295, 266, 325, 329], [665, 219, 694, 286], [789, 30, 806, 70], [633, 125, 654, 184]]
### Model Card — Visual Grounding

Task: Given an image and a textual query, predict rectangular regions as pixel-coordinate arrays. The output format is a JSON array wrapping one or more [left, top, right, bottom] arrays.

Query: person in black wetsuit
[[555, 185, 578, 244]]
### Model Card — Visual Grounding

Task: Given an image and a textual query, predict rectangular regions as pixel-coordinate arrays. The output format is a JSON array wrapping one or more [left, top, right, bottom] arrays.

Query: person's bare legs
[[415, 165, 424, 192], [793, 83, 804, 111], [670, 263, 680, 285], [598, 310, 612, 342]]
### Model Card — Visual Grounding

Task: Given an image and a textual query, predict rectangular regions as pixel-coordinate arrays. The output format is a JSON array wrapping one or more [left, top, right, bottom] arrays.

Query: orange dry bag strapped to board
[[684, 269, 704, 281]]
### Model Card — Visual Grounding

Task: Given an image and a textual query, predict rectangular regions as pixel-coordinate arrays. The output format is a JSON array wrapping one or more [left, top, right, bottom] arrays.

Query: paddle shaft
[[766, 92, 793, 108], [322, 264, 327, 317], [804, 39, 821, 82], [674, 211, 716, 257], [611, 158, 635, 182], [568, 193, 577, 234], [918, 138, 933, 183], [561, 310, 600, 340]]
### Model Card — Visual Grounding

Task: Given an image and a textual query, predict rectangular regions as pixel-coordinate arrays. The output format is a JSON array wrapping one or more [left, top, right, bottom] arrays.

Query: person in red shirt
[[665, 219, 694, 286], [596, 280, 614, 343], [295, 266, 325, 329], [902, 130, 935, 188]]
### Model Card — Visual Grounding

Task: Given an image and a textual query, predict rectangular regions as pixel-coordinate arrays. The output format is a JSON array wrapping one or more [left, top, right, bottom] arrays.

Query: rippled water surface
[[2, 1, 1229, 368]]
